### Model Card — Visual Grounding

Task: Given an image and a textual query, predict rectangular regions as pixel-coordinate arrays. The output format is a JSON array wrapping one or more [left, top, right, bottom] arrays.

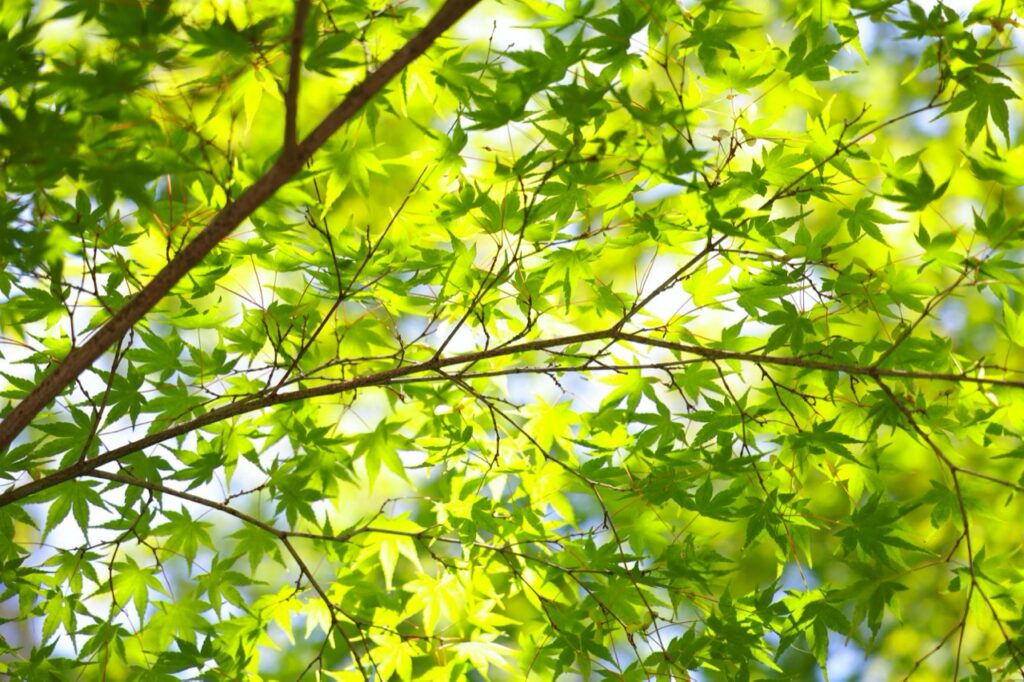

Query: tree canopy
[[1, 0, 1023, 679]]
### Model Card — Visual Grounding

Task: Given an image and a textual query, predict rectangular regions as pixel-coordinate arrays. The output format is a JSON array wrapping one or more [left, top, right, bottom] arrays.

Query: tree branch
[[89, 470, 287, 538], [874, 377, 1024, 678], [0, 0, 483, 456], [2, 326, 1021, 509], [613, 332, 1024, 390], [283, 0, 312, 154]]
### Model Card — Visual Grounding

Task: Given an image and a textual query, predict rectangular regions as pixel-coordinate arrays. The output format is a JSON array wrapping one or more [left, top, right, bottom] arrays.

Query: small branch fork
[[2, 327, 1022, 510], [875, 378, 1024, 680], [1, 4, 1020, 676], [0, 0, 483, 456], [85, 468, 684, 677]]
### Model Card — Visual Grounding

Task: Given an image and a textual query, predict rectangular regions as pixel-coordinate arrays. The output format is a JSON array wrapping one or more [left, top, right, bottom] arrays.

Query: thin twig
[[0, 0, 483, 456]]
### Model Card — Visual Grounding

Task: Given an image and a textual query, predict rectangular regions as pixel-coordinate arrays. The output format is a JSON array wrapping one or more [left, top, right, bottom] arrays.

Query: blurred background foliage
[[0, 0, 1023, 679]]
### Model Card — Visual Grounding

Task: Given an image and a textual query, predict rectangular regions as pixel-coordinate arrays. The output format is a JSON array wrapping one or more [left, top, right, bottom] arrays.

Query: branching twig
[[4, 327, 1023, 509], [0, 0, 483, 455]]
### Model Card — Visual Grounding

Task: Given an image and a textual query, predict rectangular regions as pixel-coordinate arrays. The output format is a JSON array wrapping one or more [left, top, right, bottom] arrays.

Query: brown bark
[[0, 0, 482, 455]]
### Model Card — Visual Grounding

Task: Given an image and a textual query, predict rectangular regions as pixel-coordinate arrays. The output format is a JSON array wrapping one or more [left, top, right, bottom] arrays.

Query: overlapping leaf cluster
[[1, 0, 1023, 679]]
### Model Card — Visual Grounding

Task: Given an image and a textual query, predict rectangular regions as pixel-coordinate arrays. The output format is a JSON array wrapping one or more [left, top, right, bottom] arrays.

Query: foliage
[[0, 0, 1023, 679]]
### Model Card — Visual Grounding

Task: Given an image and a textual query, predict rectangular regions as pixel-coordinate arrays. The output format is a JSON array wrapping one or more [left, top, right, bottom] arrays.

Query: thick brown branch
[[1, 327, 1021, 510], [0, 0, 482, 456], [283, 0, 312, 153], [0, 327, 612, 508]]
